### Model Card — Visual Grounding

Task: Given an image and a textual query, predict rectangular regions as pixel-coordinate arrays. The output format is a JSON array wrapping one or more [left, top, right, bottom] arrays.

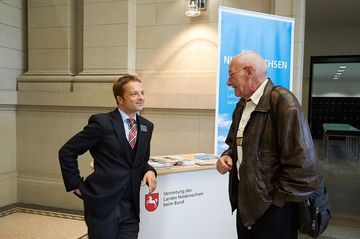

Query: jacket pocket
[[257, 150, 279, 193]]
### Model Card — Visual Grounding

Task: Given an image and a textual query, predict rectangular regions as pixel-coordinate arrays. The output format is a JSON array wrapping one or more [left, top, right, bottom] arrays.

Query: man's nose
[[226, 79, 231, 86], [138, 93, 144, 99]]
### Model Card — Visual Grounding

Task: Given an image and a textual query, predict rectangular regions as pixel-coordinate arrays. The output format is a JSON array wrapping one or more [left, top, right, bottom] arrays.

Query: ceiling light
[[339, 65, 347, 69]]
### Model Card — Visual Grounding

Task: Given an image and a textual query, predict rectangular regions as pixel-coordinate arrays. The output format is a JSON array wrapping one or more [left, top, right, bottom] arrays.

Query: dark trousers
[[236, 202, 299, 239], [85, 200, 139, 239]]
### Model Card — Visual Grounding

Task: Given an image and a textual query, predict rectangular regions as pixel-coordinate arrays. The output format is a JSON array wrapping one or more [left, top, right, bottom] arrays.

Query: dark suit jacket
[[59, 109, 156, 220]]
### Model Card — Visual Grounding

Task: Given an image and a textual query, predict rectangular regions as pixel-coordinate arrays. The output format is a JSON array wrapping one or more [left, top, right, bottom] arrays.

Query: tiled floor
[[322, 225, 360, 239], [0, 205, 358, 239], [0, 206, 87, 239]]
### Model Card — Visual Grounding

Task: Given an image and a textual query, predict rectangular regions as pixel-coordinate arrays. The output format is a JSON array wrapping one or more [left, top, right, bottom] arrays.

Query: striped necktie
[[127, 118, 137, 149]]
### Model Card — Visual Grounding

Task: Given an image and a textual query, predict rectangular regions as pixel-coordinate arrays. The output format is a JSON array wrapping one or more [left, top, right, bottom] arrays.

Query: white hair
[[236, 51, 267, 77]]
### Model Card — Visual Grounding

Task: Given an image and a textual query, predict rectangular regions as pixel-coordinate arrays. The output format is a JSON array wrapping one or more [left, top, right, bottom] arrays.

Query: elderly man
[[216, 52, 320, 239]]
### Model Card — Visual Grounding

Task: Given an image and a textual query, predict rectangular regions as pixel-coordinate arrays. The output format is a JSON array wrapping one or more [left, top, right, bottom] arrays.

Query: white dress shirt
[[236, 79, 268, 180], [118, 109, 138, 141]]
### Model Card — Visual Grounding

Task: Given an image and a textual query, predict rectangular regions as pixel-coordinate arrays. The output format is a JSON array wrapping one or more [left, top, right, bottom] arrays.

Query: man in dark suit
[[59, 75, 157, 239]]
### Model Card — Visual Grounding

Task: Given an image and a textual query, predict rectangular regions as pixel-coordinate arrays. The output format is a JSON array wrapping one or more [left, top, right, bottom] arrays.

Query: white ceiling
[[306, 0, 360, 82]]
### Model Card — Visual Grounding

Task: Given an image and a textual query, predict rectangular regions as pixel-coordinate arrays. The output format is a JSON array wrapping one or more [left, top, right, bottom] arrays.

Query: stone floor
[[0, 205, 358, 239], [0, 206, 87, 239]]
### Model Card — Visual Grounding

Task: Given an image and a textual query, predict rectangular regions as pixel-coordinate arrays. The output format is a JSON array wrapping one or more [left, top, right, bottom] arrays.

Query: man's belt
[[236, 137, 243, 146]]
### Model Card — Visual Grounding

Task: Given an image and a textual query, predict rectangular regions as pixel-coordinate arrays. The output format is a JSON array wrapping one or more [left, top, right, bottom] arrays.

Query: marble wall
[[0, 0, 26, 207]]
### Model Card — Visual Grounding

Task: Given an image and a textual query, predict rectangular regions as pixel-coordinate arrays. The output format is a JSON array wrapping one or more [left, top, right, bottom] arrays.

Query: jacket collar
[[111, 109, 134, 164], [236, 79, 275, 113], [253, 79, 275, 113], [110, 109, 148, 165]]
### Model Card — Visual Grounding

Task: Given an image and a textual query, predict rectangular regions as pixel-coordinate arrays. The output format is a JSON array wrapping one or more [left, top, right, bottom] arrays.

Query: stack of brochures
[[194, 160, 217, 166], [148, 161, 173, 169], [192, 153, 219, 166], [149, 156, 195, 169], [192, 153, 219, 160]]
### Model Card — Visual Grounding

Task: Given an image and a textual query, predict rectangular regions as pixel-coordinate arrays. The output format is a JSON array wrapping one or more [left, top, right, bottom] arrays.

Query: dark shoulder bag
[[297, 177, 331, 238], [270, 86, 331, 238]]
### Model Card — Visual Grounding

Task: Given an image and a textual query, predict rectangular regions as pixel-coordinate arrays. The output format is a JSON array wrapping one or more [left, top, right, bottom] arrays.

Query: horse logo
[[145, 193, 159, 212]]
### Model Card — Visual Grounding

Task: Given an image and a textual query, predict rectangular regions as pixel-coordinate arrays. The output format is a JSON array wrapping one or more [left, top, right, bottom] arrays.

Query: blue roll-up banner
[[215, 7, 294, 155]]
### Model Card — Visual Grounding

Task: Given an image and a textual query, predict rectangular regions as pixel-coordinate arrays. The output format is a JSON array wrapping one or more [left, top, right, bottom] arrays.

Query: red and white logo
[[145, 193, 159, 212]]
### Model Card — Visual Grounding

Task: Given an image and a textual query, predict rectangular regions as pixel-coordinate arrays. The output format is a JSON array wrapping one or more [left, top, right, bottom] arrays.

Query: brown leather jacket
[[222, 80, 320, 227]]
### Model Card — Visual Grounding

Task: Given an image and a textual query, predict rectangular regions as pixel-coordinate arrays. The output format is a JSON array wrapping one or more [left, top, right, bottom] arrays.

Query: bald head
[[227, 51, 268, 99], [233, 51, 267, 79]]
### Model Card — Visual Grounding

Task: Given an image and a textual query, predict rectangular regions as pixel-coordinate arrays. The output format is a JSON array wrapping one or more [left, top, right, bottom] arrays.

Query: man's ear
[[244, 66, 255, 79], [243, 66, 252, 75], [116, 96, 123, 103]]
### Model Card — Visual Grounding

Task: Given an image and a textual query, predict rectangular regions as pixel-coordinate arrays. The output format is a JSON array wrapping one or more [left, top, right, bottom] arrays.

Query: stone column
[[18, 0, 78, 91], [26, 0, 77, 76], [272, 0, 306, 102], [81, 0, 136, 76]]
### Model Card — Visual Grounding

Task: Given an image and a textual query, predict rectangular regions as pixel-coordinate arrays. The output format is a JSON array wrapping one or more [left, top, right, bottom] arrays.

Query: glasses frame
[[228, 67, 247, 81]]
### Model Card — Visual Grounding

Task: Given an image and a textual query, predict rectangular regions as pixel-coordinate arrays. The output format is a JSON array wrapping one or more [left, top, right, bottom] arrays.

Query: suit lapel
[[133, 115, 148, 164], [110, 109, 133, 164]]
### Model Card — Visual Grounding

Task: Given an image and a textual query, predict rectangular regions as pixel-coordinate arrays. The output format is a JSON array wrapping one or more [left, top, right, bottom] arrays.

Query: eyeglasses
[[228, 67, 246, 80]]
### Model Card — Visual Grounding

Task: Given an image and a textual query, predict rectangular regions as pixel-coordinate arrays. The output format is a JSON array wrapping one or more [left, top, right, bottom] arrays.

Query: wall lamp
[[185, 0, 207, 17]]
